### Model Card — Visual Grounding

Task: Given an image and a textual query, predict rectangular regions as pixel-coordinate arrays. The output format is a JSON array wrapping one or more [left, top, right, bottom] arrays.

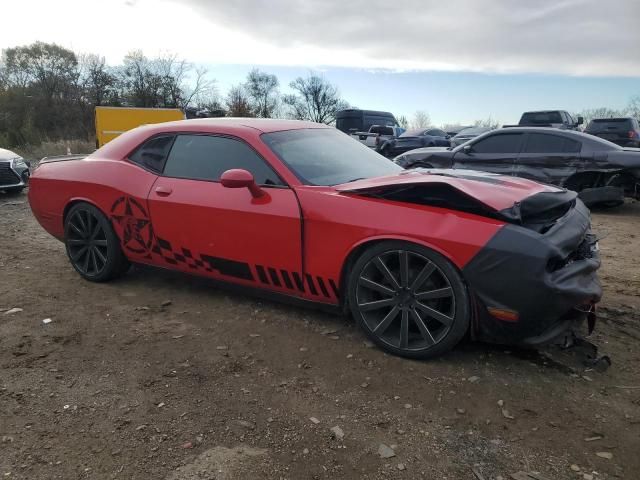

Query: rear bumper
[[463, 200, 602, 345]]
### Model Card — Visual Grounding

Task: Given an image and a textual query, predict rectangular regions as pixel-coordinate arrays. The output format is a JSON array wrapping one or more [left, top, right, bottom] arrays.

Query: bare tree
[[397, 115, 409, 129], [410, 110, 431, 129], [79, 54, 116, 106], [225, 85, 254, 117], [283, 74, 348, 124], [473, 116, 500, 129], [626, 95, 640, 121], [574, 108, 625, 127], [245, 68, 279, 118]]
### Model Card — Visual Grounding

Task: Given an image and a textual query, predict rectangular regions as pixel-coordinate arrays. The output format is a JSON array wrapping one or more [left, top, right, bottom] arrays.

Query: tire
[[64, 202, 129, 282], [347, 241, 470, 359]]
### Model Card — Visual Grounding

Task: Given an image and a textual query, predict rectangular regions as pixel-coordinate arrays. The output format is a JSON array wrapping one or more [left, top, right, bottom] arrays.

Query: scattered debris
[[42, 318, 52, 324], [182, 441, 193, 449], [249, 333, 261, 338], [472, 467, 486, 480], [584, 436, 603, 442], [161, 300, 172, 307], [398, 463, 406, 471], [157, 402, 165, 408], [497, 399, 505, 407], [216, 346, 228, 350], [330, 426, 345, 440], [510, 471, 553, 480], [4, 308, 23, 315], [595, 451, 613, 459], [570, 464, 581, 472], [457, 408, 466, 414], [309, 417, 320, 424], [468, 376, 481, 383], [502, 408, 515, 420], [378, 443, 396, 459]]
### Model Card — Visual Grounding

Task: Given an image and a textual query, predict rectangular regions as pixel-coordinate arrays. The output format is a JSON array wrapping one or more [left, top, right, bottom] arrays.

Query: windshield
[[586, 118, 633, 132], [262, 128, 402, 186], [456, 127, 489, 136], [520, 112, 563, 124]]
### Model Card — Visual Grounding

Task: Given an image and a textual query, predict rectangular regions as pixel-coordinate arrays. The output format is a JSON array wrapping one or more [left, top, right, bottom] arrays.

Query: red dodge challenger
[[28, 119, 602, 358]]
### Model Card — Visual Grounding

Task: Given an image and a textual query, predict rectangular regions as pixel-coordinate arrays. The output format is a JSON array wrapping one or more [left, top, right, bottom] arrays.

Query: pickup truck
[[350, 125, 405, 151], [505, 110, 584, 130]]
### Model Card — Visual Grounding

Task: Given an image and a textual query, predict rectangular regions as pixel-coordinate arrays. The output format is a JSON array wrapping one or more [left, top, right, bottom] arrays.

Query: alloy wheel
[[66, 208, 109, 277], [355, 250, 456, 352]]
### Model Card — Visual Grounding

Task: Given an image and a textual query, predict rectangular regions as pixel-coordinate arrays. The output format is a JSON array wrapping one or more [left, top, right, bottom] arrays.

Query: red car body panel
[[28, 119, 601, 347]]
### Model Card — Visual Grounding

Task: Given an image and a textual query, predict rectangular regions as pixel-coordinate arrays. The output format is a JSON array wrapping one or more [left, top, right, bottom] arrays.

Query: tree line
[[0, 42, 349, 148]]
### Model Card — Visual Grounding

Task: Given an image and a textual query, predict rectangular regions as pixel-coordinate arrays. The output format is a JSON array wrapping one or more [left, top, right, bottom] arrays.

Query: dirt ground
[[1, 191, 639, 480]]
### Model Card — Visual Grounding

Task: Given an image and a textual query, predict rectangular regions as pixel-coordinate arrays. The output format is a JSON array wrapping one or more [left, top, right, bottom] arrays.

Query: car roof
[[148, 117, 330, 134]]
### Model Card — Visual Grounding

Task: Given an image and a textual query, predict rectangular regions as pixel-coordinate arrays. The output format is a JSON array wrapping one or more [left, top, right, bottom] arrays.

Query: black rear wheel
[[64, 203, 129, 282], [348, 241, 470, 359]]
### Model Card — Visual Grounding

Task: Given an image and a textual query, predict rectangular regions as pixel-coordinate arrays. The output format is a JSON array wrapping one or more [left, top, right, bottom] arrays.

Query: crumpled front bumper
[[462, 200, 602, 345]]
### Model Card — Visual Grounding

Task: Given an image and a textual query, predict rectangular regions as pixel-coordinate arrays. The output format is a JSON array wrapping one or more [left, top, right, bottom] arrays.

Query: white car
[[0, 148, 30, 194]]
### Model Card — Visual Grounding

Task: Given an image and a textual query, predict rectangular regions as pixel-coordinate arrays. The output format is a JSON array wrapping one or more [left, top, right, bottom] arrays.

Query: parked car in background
[[336, 109, 398, 134], [394, 127, 640, 207], [505, 110, 583, 130], [0, 148, 30, 194], [351, 125, 405, 151], [584, 117, 640, 148], [445, 125, 472, 137], [28, 118, 602, 359], [451, 126, 493, 146], [380, 128, 450, 157]]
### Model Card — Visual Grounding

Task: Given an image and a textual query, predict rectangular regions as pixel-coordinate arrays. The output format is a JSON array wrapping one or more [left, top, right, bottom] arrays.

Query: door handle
[[155, 186, 173, 196]]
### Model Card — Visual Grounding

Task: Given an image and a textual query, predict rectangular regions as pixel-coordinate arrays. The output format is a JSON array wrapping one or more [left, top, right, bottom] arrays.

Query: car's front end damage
[[463, 194, 601, 346], [339, 169, 602, 348]]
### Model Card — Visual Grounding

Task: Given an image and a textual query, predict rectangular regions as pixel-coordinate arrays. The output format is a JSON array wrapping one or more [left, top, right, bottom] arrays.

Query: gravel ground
[[1, 191, 639, 480]]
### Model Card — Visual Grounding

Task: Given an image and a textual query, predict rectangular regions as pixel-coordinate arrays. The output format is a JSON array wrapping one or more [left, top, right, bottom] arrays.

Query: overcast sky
[[1, 0, 638, 123]]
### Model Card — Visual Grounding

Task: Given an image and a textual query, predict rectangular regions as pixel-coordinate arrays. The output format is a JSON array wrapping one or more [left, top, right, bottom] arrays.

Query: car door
[[452, 132, 525, 176], [146, 133, 303, 295], [515, 132, 582, 185]]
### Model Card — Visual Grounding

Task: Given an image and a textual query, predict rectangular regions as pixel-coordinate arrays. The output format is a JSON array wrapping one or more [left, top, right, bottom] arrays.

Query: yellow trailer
[[95, 106, 185, 148]]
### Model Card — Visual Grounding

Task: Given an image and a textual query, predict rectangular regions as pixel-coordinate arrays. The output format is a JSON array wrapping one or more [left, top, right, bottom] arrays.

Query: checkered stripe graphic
[[150, 236, 339, 299]]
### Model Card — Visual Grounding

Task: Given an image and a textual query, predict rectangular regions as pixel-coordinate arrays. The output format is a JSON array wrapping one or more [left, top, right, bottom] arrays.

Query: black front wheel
[[348, 241, 470, 359], [64, 202, 129, 282]]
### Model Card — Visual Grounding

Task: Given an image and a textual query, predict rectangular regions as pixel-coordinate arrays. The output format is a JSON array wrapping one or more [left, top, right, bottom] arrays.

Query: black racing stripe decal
[[306, 274, 318, 296], [316, 277, 330, 298], [157, 237, 171, 250], [281, 270, 294, 289], [182, 248, 193, 258], [329, 279, 339, 298], [200, 255, 254, 281], [256, 265, 269, 284], [268, 267, 282, 287], [165, 257, 178, 265], [292, 272, 305, 292]]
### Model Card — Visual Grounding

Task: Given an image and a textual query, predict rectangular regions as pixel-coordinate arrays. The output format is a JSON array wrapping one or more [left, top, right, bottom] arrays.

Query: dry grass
[[12, 139, 96, 163]]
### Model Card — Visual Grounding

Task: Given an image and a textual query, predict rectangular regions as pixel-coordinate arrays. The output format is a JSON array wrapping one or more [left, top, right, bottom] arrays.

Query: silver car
[[0, 148, 30, 194]]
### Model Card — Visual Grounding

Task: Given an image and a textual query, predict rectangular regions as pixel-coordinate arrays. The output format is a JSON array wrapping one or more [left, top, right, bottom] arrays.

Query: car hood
[[0, 147, 20, 161], [335, 169, 575, 222]]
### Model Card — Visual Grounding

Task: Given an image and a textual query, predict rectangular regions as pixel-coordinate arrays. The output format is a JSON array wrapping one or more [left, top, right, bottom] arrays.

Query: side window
[[163, 134, 283, 186], [428, 129, 446, 137], [523, 133, 581, 154], [129, 135, 175, 173], [471, 133, 524, 154]]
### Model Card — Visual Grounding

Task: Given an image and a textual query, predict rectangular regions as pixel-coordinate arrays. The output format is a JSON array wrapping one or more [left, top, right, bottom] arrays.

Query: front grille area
[[0, 162, 20, 186]]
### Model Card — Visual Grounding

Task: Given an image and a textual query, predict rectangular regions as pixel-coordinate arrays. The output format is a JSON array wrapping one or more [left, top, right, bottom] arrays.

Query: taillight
[[628, 130, 639, 139]]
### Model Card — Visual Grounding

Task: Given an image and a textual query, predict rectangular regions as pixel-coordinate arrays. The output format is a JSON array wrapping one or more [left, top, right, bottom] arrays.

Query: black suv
[[585, 117, 640, 148]]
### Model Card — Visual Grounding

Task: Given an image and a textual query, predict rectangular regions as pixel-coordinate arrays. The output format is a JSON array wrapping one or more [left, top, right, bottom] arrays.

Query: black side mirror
[[577, 116, 584, 125]]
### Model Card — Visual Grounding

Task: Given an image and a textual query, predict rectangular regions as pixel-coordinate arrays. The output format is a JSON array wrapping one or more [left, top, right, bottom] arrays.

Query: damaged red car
[[28, 119, 602, 358]]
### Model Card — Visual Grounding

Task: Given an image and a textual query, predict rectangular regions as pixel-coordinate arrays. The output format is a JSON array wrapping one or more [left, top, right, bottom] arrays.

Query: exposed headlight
[[11, 157, 27, 169]]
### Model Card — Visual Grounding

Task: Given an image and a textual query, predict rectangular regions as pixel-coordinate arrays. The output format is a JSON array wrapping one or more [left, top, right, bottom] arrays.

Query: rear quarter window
[[129, 135, 175, 173]]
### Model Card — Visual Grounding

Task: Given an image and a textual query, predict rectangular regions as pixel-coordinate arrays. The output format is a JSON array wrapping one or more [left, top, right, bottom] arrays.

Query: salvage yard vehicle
[[0, 147, 30, 194], [505, 110, 583, 130], [380, 128, 451, 157], [336, 109, 399, 134], [584, 117, 640, 148], [450, 126, 493, 147], [29, 119, 602, 359], [350, 125, 405, 151], [395, 127, 640, 207]]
